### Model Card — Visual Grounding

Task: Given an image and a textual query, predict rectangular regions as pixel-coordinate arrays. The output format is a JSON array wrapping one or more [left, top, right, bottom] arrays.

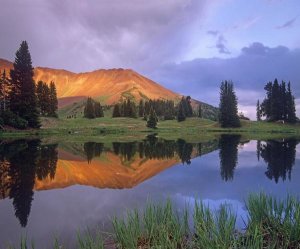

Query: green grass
[[1, 115, 300, 141], [8, 193, 300, 249]]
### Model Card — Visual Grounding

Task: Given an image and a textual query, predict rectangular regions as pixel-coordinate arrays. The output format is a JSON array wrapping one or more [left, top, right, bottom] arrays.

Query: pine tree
[[261, 79, 297, 123], [84, 97, 95, 119], [279, 81, 287, 120], [125, 99, 131, 117], [198, 104, 202, 118], [147, 107, 158, 129], [94, 101, 104, 117], [36, 81, 44, 114], [49, 81, 58, 117], [9, 41, 40, 128], [129, 100, 137, 118], [218, 81, 240, 128], [112, 104, 121, 117], [185, 96, 193, 117], [0, 70, 9, 113], [271, 79, 280, 121], [286, 82, 297, 123], [256, 100, 261, 121], [261, 82, 273, 120], [177, 101, 186, 122], [138, 99, 144, 117], [36, 81, 50, 116]]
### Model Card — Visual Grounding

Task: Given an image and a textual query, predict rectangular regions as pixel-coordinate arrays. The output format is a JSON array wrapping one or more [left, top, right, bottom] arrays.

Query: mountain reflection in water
[[0, 135, 299, 229]]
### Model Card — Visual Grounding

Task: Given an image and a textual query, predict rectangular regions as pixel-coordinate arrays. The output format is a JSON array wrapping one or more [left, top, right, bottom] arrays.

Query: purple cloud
[[207, 30, 220, 36], [147, 43, 300, 118], [216, 35, 231, 54], [276, 16, 298, 29]]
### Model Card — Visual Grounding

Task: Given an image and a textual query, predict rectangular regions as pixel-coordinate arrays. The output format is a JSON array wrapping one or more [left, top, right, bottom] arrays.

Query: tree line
[[82, 136, 208, 165], [0, 41, 58, 129], [110, 96, 195, 128], [218, 79, 298, 128], [83, 97, 104, 119], [112, 99, 137, 118]]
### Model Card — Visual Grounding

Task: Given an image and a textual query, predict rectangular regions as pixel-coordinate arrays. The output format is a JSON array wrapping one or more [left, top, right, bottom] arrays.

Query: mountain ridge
[[0, 58, 218, 120], [0, 58, 178, 103]]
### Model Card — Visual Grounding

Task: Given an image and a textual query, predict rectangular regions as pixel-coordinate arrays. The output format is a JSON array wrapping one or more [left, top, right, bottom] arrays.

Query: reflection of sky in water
[[172, 194, 247, 229], [1, 140, 300, 248]]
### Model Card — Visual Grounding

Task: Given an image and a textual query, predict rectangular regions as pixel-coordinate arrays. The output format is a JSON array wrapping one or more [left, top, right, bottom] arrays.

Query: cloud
[[241, 42, 289, 56], [148, 43, 300, 119], [276, 16, 298, 29], [0, 0, 214, 72], [207, 30, 220, 36], [216, 35, 231, 54], [233, 16, 261, 30]]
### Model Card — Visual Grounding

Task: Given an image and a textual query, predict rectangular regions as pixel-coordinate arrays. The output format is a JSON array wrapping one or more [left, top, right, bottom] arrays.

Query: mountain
[[0, 58, 178, 103], [0, 58, 218, 119], [0, 141, 219, 195]]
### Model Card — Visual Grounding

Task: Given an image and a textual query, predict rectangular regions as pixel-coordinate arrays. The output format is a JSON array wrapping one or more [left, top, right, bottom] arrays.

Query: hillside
[[0, 58, 218, 119], [0, 58, 178, 103]]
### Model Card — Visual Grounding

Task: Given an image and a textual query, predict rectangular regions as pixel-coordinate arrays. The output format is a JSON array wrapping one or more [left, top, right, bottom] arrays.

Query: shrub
[[2, 110, 28, 129]]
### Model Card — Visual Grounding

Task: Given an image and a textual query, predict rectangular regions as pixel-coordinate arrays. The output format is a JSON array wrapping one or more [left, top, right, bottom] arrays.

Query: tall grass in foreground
[[112, 200, 189, 248], [9, 193, 300, 249]]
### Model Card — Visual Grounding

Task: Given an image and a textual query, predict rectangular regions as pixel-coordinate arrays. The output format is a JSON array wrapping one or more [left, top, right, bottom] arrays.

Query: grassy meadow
[[1, 114, 300, 142], [0, 106, 299, 141]]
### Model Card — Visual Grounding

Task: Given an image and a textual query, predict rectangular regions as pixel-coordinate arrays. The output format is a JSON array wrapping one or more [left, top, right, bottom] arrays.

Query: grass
[[1, 116, 299, 142], [7, 193, 300, 249]]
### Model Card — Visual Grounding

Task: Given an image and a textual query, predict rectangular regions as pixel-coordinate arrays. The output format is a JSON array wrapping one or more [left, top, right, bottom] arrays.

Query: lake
[[0, 135, 300, 248]]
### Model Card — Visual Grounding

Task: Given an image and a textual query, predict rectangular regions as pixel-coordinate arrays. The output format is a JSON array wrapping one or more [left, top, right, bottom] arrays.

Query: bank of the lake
[[1, 117, 300, 141]]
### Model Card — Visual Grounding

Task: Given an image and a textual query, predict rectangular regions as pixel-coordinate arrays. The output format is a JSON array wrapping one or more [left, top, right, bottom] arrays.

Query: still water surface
[[0, 135, 300, 248]]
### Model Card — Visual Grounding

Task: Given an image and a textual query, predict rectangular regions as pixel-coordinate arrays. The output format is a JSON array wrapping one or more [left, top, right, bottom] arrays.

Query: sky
[[0, 0, 299, 119]]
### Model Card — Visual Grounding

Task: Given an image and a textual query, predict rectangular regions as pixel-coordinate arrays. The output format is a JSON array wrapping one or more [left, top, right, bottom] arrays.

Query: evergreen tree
[[177, 101, 186, 122], [261, 82, 273, 120], [36, 81, 50, 116], [256, 100, 261, 121], [112, 104, 121, 117], [94, 101, 104, 117], [279, 81, 287, 120], [270, 79, 281, 121], [147, 107, 158, 129], [84, 97, 95, 119], [286, 82, 297, 123], [261, 79, 297, 123], [9, 41, 40, 128], [36, 81, 44, 114], [129, 100, 137, 118], [125, 99, 131, 117], [0, 70, 9, 113], [138, 99, 144, 117], [185, 96, 193, 117], [49, 81, 58, 117], [218, 81, 240, 128], [198, 104, 202, 118]]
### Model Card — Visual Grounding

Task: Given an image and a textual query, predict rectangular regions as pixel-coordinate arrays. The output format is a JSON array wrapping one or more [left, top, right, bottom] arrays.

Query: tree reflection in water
[[1, 136, 298, 228], [0, 140, 58, 227], [258, 139, 298, 183], [218, 134, 241, 181]]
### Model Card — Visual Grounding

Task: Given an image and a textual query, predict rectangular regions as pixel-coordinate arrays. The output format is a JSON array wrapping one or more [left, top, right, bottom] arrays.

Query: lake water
[[0, 135, 300, 248]]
